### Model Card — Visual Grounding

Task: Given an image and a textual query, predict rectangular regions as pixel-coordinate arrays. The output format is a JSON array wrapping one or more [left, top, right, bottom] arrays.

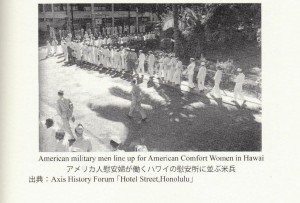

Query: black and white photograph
[[38, 3, 262, 152]]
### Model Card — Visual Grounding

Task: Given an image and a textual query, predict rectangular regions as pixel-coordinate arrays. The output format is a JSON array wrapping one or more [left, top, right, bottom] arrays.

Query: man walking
[[127, 79, 147, 122], [56, 90, 75, 141]]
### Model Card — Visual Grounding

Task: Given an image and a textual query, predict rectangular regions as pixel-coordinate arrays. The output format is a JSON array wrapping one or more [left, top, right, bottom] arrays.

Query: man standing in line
[[61, 38, 68, 61], [52, 38, 58, 55], [234, 68, 246, 105], [127, 79, 148, 123], [46, 40, 52, 57], [137, 50, 146, 77], [172, 59, 183, 87], [158, 53, 165, 80], [187, 58, 196, 89], [148, 51, 155, 77], [210, 65, 223, 98], [56, 90, 75, 141], [128, 49, 138, 76], [167, 54, 177, 84], [197, 61, 207, 93], [163, 53, 171, 83]]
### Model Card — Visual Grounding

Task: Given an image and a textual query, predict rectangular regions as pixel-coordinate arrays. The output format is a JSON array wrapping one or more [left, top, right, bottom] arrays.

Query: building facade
[[38, 4, 158, 33]]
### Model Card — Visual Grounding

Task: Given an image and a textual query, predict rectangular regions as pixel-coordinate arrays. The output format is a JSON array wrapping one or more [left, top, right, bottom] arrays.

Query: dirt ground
[[39, 46, 261, 152]]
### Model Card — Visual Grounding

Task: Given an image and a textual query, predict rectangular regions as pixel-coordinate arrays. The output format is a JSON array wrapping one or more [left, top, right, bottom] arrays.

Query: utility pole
[[136, 6, 139, 33], [112, 4, 114, 28], [71, 4, 75, 38]]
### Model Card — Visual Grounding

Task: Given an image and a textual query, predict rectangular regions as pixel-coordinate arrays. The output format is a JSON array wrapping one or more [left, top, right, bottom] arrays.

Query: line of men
[[56, 35, 246, 104], [52, 24, 148, 41]]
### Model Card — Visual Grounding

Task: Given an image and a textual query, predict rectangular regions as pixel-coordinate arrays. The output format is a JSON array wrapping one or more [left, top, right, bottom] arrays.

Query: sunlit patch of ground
[[39, 46, 261, 151]]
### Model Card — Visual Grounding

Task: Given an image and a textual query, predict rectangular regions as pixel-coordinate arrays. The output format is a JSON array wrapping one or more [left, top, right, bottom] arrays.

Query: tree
[[173, 4, 181, 57]]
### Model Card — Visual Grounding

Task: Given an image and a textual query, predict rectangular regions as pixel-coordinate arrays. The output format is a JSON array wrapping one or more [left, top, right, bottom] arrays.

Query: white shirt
[[214, 70, 223, 83], [187, 62, 195, 75], [234, 73, 245, 87], [139, 53, 146, 62], [197, 66, 207, 79]]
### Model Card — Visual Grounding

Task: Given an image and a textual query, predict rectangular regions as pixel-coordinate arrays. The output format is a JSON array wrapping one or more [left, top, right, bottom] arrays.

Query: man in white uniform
[[167, 54, 177, 83], [46, 40, 52, 57], [148, 51, 155, 77], [158, 54, 165, 79], [234, 68, 245, 104], [114, 49, 122, 72], [197, 61, 207, 92], [137, 50, 146, 77], [187, 58, 196, 89], [52, 38, 58, 54], [210, 66, 223, 98], [162, 54, 170, 83], [172, 59, 183, 86]]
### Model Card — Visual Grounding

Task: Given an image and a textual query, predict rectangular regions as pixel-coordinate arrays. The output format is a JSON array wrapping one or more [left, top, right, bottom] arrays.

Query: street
[[39, 46, 261, 151]]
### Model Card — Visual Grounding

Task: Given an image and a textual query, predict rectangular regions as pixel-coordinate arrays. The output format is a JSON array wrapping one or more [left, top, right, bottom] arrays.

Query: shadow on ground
[[87, 82, 261, 152]]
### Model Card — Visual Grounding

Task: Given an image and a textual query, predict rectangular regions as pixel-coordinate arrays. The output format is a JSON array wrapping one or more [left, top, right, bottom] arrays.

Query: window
[[95, 4, 111, 11], [54, 4, 66, 12], [44, 4, 52, 12], [94, 5, 106, 11], [72, 5, 78, 11], [114, 4, 128, 11], [38, 4, 43, 12], [77, 4, 91, 11]]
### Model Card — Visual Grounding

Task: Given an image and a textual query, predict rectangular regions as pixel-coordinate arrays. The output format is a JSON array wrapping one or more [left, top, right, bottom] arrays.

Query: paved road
[[39, 46, 261, 151]]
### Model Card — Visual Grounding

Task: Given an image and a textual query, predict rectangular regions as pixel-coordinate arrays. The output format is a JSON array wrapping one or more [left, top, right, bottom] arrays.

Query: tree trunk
[[173, 4, 181, 57]]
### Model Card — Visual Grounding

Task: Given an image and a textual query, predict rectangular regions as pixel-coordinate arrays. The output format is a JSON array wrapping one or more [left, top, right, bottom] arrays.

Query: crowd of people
[[40, 89, 146, 152], [47, 31, 245, 102], [41, 27, 249, 152]]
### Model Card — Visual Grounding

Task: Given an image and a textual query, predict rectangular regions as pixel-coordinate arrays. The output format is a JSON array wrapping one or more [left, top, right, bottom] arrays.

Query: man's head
[[58, 90, 64, 97], [75, 124, 84, 137], [55, 129, 65, 141], [216, 65, 222, 70], [190, 58, 195, 63], [237, 68, 243, 73], [131, 79, 137, 86], [45, 118, 54, 128]]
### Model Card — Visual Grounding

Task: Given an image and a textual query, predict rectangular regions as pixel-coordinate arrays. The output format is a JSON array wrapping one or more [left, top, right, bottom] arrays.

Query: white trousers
[[198, 78, 205, 90], [211, 81, 221, 98], [234, 86, 244, 102]]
